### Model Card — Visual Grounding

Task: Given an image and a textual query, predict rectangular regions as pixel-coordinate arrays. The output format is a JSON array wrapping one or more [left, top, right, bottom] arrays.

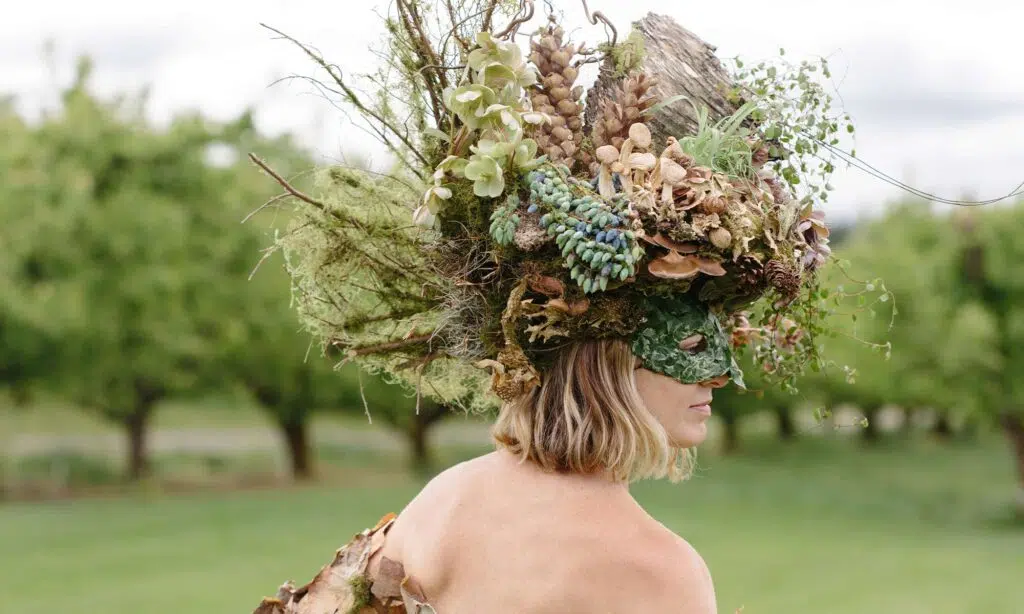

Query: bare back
[[372, 449, 717, 614]]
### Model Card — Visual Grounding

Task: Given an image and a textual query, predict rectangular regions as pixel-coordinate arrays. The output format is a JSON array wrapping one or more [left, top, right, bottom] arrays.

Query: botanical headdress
[[262, 3, 853, 413]]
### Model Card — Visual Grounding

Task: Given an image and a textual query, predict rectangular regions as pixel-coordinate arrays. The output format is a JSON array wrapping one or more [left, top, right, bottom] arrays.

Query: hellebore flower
[[464, 154, 505, 198]]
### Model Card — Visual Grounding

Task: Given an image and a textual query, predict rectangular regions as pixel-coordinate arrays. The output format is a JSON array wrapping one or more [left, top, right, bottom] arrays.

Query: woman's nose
[[701, 374, 729, 389]]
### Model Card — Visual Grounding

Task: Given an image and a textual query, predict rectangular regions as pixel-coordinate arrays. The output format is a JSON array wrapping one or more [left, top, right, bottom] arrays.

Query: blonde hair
[[492, 339, 695, 483]]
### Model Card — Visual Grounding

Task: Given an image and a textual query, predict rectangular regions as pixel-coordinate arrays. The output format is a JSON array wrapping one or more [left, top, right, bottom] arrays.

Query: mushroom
[[641, 232, 699, 253], [628, 122, 652, 150], [648, 251, 728, 280], [648, 250, 700, 279], [628, 152, 657, 171], [659, 157, 687, 204]]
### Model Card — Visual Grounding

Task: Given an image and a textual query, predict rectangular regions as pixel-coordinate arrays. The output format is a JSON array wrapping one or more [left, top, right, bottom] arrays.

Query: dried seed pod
[[527, 18, 585, 168]]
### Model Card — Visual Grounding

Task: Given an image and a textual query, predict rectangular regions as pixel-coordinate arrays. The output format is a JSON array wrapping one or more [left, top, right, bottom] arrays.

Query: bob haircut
[[492, 338, 695, 483]]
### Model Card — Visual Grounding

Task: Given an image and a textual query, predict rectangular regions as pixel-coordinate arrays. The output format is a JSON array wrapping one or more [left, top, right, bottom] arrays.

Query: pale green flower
[[468, 32, 522, 70], [464, 154, 505, 198], [467, 33, 536, 90], [434, 155, 468, 180], [414, 185, 452, 228], [512, 138, 543, 170], [478, 104, 521, 132], [471, 139, 514, 160], [444, 84, 496, 130]]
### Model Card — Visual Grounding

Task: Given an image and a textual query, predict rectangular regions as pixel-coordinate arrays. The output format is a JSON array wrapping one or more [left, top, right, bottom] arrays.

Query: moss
[[438, 180, 490, 237], [347, 574, 373, 614], [602, 27, 647, 78]]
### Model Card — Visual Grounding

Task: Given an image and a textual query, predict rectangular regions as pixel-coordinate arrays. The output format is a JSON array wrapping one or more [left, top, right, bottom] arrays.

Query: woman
[[253, 8, 837, 613], [255, 297, 755, 614], [367, 313, 731, 613]]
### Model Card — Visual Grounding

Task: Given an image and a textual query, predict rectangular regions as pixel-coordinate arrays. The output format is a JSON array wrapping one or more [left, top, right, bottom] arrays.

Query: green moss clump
[[603, 27, 646, 77], [347, 574, 373, 614], [438, 180, 492, 238]]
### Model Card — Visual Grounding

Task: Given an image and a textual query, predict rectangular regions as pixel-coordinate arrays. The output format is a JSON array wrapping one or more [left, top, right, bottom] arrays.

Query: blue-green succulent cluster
[[527, 165, 644, 294], [489, 193, 521, 246]]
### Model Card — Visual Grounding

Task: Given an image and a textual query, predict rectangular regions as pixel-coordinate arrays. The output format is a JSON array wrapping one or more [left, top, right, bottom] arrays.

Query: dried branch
[[396, 0, 449, 130], [444, 0, 471, 54], [580, 0, 617, 47], [261, 23, 431, 175], [481, 0, 499, 33], [341, 333, 436, 357], [248, 153, 330, 212], [495, 0, 535, 39]]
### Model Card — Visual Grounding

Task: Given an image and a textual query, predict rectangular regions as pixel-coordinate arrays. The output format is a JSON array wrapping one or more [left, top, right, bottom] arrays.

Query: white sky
[[3, 0, 1023, 224]]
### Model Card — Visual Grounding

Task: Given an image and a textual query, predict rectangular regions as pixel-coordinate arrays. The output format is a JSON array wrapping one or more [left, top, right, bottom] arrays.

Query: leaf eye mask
[[631, 295, 744, 387]]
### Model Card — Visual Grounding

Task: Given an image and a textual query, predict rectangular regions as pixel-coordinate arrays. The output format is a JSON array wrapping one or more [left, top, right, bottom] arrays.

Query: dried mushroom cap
[[628, 152, 658, 171], [660, 158, 687, 184], [648, 250, 700, 279], [595, 145, 619, 164], [649, 251, 728, 280], [642, 232, 699, 253], [628, 122, 652, 150]]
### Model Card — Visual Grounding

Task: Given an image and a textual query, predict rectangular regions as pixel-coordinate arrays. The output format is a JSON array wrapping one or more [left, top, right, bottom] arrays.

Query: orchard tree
[[815, 200, 1000, 442], [957, 203, 1024, 511], [0, 100, 64, 405], [0, 56, 311, 479]]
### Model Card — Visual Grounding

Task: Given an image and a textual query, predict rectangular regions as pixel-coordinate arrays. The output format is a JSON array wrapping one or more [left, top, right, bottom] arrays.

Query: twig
[[580, 0, 617, 48], [481, 0, 499, 33], [248, 153, 328, 211], [444, 0, 471, 54], [261, 23, 431, 175], [340, 333, 435, 357], [495, 0, 535, 39], [242, 191, 291, 224], [357, 369, 372, 424]]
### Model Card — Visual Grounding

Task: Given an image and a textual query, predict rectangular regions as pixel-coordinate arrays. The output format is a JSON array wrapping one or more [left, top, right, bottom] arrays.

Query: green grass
[[1, 435, 1021, 614]]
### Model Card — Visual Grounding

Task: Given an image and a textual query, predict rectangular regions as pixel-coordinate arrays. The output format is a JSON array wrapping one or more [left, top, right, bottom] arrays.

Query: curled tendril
[[495, 0, 535, 40], [580, 0, 617, 48]]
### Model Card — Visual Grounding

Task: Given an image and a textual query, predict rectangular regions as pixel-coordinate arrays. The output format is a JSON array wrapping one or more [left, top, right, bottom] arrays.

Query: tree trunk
[[280, 420, 313, 481], [775, 406, 796, 441], [898, 407, 916, 436], [407, 402, 448, 472], [721, 413, 740, 454], [860, 406, 881, 443], [125, 408, 153, 481], [584, 13, 740, 149], [123, 378, 165, 481], [999, 412, 1024, 513], [932, 410, 954, 439]]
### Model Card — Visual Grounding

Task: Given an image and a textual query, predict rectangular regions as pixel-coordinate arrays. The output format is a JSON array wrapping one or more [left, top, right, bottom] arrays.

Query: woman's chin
[[671, 422, 708, 448]]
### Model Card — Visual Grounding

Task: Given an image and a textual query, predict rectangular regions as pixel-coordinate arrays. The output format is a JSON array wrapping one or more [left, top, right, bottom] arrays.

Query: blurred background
[[1, 1, 1022, 613]]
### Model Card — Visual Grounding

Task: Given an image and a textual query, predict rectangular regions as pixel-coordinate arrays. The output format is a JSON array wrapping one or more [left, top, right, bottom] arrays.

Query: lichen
[[604, 27, 647, 77]]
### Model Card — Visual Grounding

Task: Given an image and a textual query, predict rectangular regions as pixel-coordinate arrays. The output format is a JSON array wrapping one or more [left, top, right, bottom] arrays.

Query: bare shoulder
[[656, 534, 718, 613], [621, 523, 717, 614], [371, 453, 489, 561]]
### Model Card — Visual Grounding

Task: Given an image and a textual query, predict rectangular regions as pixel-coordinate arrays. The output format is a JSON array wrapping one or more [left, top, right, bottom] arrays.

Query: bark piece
[[585, 13, 740, 148]]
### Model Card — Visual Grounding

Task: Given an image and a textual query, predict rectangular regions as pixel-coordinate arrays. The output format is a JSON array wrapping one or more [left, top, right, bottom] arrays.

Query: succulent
[[528, 165, 642, 293]]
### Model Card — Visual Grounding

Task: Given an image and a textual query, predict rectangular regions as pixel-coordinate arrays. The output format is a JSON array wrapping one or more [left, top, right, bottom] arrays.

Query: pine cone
[[581, 73, 660, 173], [765, 259, 801, 298], [529, 20, 584, 167]]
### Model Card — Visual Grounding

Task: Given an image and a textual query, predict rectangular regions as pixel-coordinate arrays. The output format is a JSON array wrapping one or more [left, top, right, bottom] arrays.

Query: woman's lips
[[688, 403, 712, 416]]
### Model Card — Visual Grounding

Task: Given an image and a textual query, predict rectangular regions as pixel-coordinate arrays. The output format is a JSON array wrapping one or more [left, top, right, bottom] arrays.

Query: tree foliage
[[0, 56, 318, 478]]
